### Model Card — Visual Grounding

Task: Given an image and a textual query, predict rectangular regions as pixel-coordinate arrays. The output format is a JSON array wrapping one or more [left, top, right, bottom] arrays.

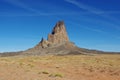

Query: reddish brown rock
[[34, 21, 70, 49], [48, 21, 69, 44], [39, 38, 50, 48]]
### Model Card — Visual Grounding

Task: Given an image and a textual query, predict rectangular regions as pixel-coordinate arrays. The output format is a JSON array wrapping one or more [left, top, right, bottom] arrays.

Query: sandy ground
[[0, 54, 120, 80]]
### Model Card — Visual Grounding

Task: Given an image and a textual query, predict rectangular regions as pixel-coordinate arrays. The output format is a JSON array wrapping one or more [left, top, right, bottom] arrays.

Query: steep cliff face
[[48, 21, 69, 44], [34, 21, 70, 49]]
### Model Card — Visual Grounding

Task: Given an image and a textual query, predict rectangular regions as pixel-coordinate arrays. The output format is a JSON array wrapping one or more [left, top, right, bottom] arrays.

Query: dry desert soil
[[0, 54, 120, 80]]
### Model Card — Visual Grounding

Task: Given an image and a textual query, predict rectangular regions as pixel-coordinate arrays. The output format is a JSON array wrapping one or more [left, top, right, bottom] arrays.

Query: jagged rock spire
[[48, 21, 69, 44], [34, 21, 70, 49]]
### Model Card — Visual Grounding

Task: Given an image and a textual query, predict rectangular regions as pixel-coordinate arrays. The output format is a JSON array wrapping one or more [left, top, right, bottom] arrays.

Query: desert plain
[[0, 54, 120, 80]]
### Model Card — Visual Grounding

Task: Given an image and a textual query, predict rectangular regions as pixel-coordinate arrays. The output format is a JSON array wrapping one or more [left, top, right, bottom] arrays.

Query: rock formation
[[35, 21, 70, 49], [27, 21, 103, 56], [48, 21, 69, 44]]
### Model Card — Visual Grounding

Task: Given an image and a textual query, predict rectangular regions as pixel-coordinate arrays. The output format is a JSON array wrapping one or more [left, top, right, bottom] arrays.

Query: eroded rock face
[[35, 21, 70, 48], [39, 38, 50, 48], [48, 21, 69, 44]]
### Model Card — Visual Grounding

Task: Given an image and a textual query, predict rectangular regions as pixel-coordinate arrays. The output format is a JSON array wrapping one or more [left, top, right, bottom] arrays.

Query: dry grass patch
[[0, 54, 120, 80]]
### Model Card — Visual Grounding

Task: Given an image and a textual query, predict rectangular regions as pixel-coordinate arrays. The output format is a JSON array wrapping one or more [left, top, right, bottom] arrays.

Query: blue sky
[[0, 0, 120, 52]]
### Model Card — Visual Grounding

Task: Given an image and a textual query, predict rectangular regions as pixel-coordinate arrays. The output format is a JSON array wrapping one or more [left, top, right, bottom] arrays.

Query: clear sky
[[0, 0, 120, 52]]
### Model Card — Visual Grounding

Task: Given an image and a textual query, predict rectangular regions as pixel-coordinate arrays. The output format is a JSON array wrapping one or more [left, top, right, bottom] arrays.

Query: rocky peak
[[51, 21, 65, 34], [48, 21, 69, 44], [34, 21, 70, 49]]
